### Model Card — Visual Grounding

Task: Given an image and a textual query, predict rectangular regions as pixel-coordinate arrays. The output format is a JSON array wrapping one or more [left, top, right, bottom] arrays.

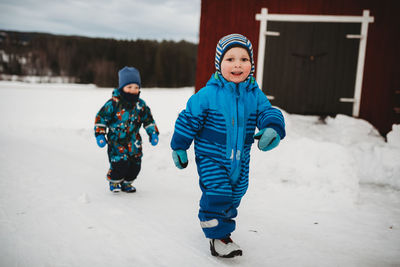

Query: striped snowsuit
[[171, 73, 285, 239]]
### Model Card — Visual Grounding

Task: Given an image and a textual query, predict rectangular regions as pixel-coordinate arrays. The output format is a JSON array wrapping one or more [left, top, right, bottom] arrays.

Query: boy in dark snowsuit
[[170, 34, 286, 257], [95, 66, 159, 193]]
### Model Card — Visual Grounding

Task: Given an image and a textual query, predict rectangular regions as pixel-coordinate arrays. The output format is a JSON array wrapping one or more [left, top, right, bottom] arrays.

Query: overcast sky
[[0, 0, 201, 43]]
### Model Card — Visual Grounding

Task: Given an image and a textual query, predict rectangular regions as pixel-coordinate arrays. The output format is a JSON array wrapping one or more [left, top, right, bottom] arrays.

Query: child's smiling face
[[221, 47, 251, 84], [122, 83, 140, 94]]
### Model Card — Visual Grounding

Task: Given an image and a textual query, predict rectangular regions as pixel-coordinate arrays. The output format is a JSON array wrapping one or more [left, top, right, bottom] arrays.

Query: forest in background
[[0, 30, 197, 87]]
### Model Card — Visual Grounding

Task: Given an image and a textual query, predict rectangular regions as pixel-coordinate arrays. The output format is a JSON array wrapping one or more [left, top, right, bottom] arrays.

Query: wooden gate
[[262, 21, 360, 115], [256, 9, 374, 116]]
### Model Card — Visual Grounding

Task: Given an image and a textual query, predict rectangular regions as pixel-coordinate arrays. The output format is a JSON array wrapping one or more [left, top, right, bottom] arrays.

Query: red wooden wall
[[196, 0, 400, 135]]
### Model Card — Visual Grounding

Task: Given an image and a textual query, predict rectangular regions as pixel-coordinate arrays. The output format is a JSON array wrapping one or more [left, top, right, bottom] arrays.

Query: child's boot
[[109, 182, 121, 192], [209, 237, 242, 258], [121, 181, 136, 193]]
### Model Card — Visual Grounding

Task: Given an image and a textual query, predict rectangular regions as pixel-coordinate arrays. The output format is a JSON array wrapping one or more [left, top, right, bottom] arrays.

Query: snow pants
[[195, 154, 250, 239], [107, 158, 141, 183]]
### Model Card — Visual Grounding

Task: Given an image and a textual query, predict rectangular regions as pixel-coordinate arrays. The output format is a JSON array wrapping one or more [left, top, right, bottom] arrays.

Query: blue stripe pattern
[[257, 108, 286, 138], [196, 110, 227, 157], [196, 155, 249, 208], [245, 113, 257, 144], [171, 110, 206, 150]]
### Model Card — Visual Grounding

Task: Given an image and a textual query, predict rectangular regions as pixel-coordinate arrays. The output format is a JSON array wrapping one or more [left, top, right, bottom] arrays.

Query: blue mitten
[[254, 128, 280, 151], [172, 150, 188, 169], [96, 135, 107, 148], [150, 134, 159, 146]]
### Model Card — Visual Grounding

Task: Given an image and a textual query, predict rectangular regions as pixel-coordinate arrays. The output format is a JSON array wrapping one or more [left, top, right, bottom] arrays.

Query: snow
[[0, 81, 399, 267]]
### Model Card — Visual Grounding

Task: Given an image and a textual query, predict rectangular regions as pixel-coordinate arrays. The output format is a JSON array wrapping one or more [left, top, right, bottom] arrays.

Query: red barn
[[195, 0, 400, 136]]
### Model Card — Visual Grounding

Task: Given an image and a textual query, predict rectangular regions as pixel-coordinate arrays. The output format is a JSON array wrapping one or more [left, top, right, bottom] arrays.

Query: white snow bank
[[280, 112, 400, 190], [387, 124, 400, 148]]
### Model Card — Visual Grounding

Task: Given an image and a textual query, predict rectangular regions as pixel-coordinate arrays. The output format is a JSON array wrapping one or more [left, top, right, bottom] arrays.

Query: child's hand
[[96, 135, 107, 148], [254, 128, 280, 151], [172, 150, 188, 169], [150, 134, 159, 146]]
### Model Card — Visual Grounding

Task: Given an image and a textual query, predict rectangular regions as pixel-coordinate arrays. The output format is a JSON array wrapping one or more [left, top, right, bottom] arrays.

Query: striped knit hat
[[215, 33, 255, 77]]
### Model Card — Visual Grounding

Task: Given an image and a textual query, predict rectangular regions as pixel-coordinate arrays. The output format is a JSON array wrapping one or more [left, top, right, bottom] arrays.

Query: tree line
[[0, 30, 197, 87]]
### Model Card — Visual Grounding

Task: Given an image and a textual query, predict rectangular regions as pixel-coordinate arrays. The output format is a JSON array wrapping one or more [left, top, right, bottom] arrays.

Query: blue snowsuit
[[171, 73, 285, 239]]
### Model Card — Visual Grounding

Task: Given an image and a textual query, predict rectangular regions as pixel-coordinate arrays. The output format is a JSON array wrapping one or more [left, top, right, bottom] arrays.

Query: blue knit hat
[[215, 33, 255, 77], [118, 66, 141, 89]]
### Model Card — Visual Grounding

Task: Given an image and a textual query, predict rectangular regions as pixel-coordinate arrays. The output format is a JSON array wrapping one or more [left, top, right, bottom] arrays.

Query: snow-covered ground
[[0, 81, 399, 267]]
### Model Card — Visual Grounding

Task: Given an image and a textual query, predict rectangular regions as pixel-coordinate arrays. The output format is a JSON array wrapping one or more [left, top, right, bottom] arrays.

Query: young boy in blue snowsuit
[[95, 66, 159, 193], [170, 34, 286, 257]]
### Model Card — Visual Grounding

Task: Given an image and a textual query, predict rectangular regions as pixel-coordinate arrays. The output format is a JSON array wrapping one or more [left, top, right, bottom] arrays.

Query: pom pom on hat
[[215, 33, 255, 77], [118, 66, 141, 89]]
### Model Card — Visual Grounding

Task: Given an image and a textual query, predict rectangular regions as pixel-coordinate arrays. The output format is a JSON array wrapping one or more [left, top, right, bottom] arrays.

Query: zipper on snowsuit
[[230, 84, 241, 185]]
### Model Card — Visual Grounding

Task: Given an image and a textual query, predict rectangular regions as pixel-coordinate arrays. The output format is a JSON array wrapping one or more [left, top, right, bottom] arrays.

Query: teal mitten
[[172, 150, 188, 169], [254, 128, 281, 151]]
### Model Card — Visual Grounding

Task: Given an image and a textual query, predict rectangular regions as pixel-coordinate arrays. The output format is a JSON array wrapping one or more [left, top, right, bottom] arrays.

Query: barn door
[[262, 21, 360, 115]]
